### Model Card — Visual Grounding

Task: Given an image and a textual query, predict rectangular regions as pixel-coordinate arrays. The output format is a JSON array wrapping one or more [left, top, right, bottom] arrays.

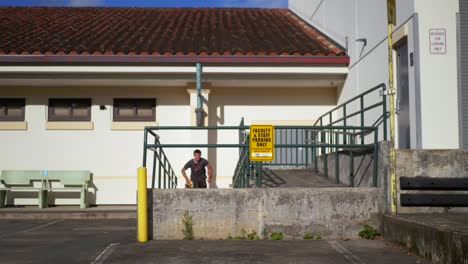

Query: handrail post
[[373, 127, 379, 187], [335, 132, 340, 184], [158, 147, 162, 189], [163, 158, 167, 189], [322, 129, 327, 177], [295, 129, 299, 167], [143, 129, 148, 167], [151, 150, 157, 189], [328, 113, 332, 154], [343, 104, 347, 144], [349, 131, 355, 187], [305, 130, 309, 168], [360, 96, 365, 145]]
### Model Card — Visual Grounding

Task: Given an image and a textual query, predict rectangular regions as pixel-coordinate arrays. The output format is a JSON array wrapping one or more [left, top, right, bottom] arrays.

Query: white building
[[290, 0, 465, 149], [0, 2, 465, 205]]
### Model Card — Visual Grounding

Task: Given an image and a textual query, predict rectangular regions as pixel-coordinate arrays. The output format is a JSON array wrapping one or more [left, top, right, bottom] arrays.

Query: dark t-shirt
[[183, 158, 209, 179]]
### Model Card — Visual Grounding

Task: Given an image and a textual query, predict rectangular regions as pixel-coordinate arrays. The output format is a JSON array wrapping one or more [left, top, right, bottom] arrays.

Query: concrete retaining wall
[[396, 149, 468, 213], [383, 214, 468, 264], [151, 188, 384, 240], [316, 145, 468, 213]]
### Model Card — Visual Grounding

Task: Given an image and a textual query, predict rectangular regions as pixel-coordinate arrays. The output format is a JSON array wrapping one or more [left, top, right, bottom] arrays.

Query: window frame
[[113, 98, 156, 122], [48, 98, 92, 122], [0, 98, 26, 122]]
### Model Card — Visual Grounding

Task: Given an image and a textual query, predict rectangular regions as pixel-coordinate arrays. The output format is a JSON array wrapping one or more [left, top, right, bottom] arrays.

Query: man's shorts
[[191, 175, 207, 188]]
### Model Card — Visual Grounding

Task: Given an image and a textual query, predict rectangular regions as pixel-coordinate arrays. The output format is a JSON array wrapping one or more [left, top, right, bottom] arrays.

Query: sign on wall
[[249, 125, 274, 161], [429, 29, 447, 54]]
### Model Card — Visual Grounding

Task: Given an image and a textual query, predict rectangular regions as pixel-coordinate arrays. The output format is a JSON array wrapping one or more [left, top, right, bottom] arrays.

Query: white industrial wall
[[0, 85, 337, 205], [414, 0, 460, 148], [289, 0, 461, 149]]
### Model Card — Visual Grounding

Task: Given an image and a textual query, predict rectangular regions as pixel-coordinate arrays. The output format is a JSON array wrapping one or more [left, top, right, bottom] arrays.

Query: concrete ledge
[[46, 121, 94, 130], [152, 188, 384, 240], [383, 214, 468, 263], [0, 121, 27, 130]]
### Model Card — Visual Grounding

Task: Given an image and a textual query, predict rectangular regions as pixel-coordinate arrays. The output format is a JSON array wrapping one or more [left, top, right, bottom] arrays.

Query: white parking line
[[91, 243, 120, 264], [0, 219, 64, 239], [328, 240, 366, 264]]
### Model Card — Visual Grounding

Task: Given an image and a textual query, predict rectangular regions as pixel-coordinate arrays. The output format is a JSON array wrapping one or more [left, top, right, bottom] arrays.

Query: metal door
[[397, 42, 411, 149]]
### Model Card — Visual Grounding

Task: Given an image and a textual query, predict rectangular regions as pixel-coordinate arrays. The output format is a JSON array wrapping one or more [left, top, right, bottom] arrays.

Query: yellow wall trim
[[46, 121, 94, 130], [0, 121, 28, 130], [111, 122, 158, 131]]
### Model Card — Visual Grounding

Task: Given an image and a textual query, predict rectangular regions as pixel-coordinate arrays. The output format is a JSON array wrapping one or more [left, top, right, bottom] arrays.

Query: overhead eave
[[0, 55, 350, 66]]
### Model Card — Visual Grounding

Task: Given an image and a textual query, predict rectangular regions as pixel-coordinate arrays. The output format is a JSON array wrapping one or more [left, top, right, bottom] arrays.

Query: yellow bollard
[[137, 167, 148, 242]]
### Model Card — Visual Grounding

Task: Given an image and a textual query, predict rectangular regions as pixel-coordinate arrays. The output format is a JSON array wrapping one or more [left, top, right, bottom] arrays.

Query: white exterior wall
[[0, 87, 190, 205], [290, 0, 461, 149], [414, 0, 460, 148], [0, 85, 337, 205], [208, 87, 337, 188]]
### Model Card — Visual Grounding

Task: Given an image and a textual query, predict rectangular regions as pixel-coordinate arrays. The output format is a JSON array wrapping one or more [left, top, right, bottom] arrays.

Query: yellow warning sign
[[249, 125, 274, 161]]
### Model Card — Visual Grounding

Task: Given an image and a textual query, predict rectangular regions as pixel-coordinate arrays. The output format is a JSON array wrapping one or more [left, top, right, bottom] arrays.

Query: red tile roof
[[0, 7, 346, 59]]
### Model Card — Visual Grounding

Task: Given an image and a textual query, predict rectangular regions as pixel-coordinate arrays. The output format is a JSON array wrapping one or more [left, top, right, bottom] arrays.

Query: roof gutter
[[0, 55, 350, 65], [0, 66, 349, 74]]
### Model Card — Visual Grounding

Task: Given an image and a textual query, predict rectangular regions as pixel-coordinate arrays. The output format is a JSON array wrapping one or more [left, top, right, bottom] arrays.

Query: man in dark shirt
[[181, 149, 213, 188]]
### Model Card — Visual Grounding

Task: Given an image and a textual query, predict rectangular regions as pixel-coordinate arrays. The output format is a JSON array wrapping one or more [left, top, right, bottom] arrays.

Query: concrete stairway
[[261, 168, 346, 188]]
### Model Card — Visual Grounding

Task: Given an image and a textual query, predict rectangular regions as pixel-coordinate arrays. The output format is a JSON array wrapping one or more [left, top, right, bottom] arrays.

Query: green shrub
[[358, 224, 380, 240], [270, 231, 284, 240]]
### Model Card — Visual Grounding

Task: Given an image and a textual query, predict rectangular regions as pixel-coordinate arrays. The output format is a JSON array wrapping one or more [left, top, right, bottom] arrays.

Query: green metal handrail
[[142, 124, 380, 188], [143, 129, 178, 189], [233, 134, 252, 188], [313, 83, 388, 143]]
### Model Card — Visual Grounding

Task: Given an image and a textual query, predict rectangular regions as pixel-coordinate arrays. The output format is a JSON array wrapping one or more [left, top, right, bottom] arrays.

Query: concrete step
[[0, 205, 136, 219], [383, 214, 468, 264], [261, 169, 346, 188]]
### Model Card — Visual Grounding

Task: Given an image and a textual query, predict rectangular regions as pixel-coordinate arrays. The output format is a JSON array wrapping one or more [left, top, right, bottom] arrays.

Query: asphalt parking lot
[[0, 219, 426, 264]]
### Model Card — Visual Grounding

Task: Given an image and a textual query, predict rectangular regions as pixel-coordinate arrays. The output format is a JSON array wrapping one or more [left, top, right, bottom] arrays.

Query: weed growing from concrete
[[303, 233, 322, 240], [358, 224, 380, 240], [181, 210, 194, 240], [227, 229, 260, 240], [270, 231, 284, 240], [247, 230, 260, 240], [261, 228, 268, 240]]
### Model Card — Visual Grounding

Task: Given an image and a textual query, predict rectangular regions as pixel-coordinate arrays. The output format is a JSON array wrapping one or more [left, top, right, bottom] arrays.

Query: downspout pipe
[[195, 63, 204, 126]]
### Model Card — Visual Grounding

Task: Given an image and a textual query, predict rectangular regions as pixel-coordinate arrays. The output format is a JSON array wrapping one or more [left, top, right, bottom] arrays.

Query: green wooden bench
[[0, 170, 91, 209]]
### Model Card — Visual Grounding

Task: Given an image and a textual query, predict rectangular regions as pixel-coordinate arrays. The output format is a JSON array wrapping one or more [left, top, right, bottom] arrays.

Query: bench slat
[[401, 193, 468, 207], [400, 177, 468, 190]]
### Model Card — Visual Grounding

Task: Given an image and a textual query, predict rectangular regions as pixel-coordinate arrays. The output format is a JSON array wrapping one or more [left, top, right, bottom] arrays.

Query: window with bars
[[113, 98, 156, 122], [48, 98, 91, 121], [0, 98, 25, 121]]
